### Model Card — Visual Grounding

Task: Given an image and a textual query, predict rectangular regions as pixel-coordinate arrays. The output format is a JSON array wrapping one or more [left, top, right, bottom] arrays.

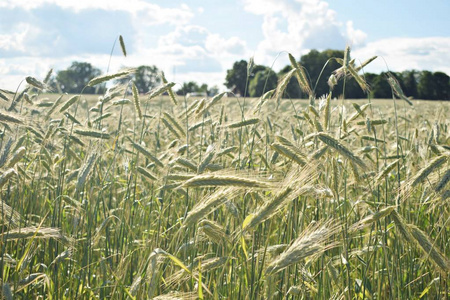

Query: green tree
[[134, 65, 161, 94], [176, 81, 200, 95], [299, 49, 344, 97], [248, 68, 278, 97], [208, 85, 220, 96], [54, 61, 105, 94], [117, 65, 161, 94], [368, 72, 392, 99], [418, 71, 436, 100], [433, 72, 450, 100], [225, 60, 248, 96], [176, 82, 218, 96], [199, 83, 209, 93], [343, 77, 366, 99], [400, 70, 419, 99], [225, 59, 272, 97]]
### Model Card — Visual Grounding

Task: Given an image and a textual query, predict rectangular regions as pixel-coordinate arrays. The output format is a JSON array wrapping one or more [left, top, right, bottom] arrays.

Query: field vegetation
[[0, 46, 449, 299]]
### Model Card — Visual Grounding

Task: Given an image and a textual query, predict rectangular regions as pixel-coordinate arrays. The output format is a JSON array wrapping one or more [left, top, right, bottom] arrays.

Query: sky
[[0, 0, 449, 92]]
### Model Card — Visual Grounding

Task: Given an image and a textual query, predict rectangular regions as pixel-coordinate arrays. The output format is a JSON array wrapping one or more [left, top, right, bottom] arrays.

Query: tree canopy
[[52, 61, 105, 94], [248, 67, 278, 97], [116, 65, 162, 94], [49, 51, 450, 101], [223, 50, 450, 100], [176, 82, 219, 96], [224, 60, 248, 96]]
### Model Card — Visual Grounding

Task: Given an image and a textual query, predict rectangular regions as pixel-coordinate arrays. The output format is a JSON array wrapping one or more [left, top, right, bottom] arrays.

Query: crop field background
[[0, 55, 449, 299]]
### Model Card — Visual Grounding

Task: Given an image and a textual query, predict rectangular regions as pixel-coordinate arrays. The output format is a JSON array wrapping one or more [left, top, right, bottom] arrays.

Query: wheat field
[[0, 52, 449, 299]]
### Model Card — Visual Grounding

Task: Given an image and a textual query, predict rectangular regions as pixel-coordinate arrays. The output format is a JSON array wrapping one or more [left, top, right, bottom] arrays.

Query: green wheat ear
[[132, 83, 142, 120], [119, 35, 127, 57], [87, 69, 135, 86]]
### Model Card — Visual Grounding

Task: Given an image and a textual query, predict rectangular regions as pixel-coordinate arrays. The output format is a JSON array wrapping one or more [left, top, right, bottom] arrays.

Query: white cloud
[[149, 25, 248, 74], [353, 37, 450, 74], [0, 6, 136, 58], [0, 15, 249, 91], [205, 34, 247, 56], [159, 26, 209, 48], [0, 0, 194, 26], [0, 23, 28, 53], [242, 0, 367, 68], [0, 56, 78, 90], [346, 21, 367, 47], [2, 0, 446, 94]]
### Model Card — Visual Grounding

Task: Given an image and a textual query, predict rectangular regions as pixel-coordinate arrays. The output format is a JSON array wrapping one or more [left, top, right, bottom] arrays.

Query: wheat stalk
[[0, 198, 21, 228], [3, 226, 71, 244], [355, 56, 378, 72], [160, 71, 178, 105], [196, 92, 227, 116], [391, 210, 413, 243], [163, 112, 185, 137], [253, 89, 275, 114], [349, 206, 396, 232], [0, 90, 10, 102], [74, 129, 110, 140], [132, 83, 143, 120], [270, 143, 307, 166], [316, 133, 366, 168], [226, 118, 259, 129], [6, 147, 26, 168], [386, 73, 413, 105], [0, 139, 13, 168], [76, 153, 97, 192], [357, 119, 387, 126], [0, 168, 17, 189], [46, 94, 65, 117], [87, 69, 135, 86], [435, 169, 450, 192], [266, 220, 340, 274], [166, 174, 195, 181], [59, 95, 79, 113], [183, 174, 270, 188], [25, 76, 47, 90], [175, 157, 198, 172], [137, 166, 157, 181], [408, 224, 450, 272], [148, 82, 176, 100], [131, 142, 164, 168], [275, 68, 297, 101], [197, 146, 216, 174], [92, 112, 113, 124], [183, 188, 234, 226], [199, 219, 230, 244], [119, 35, 127, 56], [288, 53, 312, 96], [188, 119, 212, 131], [347, 64, 369, 92], [412, 155, 448, 186], [162, 118, 181, 139], [374, 159, 399, 186], [0, 111, 24, 125]]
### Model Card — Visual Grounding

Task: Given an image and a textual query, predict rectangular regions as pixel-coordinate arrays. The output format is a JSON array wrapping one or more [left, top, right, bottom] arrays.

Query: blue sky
[[1, 0, 449, 91]]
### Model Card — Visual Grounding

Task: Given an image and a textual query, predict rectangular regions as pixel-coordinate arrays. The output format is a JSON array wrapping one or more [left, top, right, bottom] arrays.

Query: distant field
[[0, 86, 449, 299]]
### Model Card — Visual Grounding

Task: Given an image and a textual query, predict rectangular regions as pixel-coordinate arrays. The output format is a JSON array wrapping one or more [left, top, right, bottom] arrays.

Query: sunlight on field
[[0, 74, 449, 299]]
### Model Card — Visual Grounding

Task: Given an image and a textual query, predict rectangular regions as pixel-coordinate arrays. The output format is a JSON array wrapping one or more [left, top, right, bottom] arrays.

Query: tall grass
[[0, 47, 449, 299]]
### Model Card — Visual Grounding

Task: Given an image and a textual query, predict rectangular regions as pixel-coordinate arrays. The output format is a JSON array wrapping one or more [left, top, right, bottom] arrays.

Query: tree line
[[224, 49, 450, 100], [49, 49, 449, 100], [49, 63, 219, 96]]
